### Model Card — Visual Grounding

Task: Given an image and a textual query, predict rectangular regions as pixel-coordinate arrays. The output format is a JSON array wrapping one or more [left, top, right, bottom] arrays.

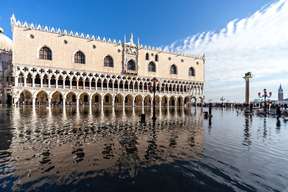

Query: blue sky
[[1, 0, 272, 45], [2, 0, 287, 102]]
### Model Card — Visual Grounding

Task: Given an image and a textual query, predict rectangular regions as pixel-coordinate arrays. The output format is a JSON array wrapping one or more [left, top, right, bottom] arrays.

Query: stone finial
[[130, 33, 134, 45]]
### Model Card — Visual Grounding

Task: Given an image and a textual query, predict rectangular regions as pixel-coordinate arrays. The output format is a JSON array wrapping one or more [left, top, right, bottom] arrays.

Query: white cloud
[[166, 0, 288, 102]]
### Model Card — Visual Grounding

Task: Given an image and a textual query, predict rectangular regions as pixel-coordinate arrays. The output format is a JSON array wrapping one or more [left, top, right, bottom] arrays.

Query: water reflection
[[1, 107, 288, 192], [2, 106, 202, 191]]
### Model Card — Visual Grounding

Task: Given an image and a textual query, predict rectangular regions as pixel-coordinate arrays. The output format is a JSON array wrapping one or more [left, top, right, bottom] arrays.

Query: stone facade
[[4, 15, 205, 109]]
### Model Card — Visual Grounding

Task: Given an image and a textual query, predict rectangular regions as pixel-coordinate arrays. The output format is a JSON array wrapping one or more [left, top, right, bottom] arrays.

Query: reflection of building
[[0, 15, 205, 108], [9, 109, 204, 186]]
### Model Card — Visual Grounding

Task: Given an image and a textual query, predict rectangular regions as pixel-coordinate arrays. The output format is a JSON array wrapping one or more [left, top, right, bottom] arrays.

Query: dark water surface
[[0, 107, 288, 192]]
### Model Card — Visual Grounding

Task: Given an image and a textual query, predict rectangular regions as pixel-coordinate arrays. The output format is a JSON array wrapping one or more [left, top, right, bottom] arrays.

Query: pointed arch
[[104, 55, 114, 67], [39, 46, 52, 60], [170, 64, 177, 75], [148, 61, 156, 72], [74, 50, 85, 64]]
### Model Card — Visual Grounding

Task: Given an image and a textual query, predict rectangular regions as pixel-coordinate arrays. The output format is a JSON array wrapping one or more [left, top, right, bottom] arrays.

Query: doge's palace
[[0, 15, 205, 110]]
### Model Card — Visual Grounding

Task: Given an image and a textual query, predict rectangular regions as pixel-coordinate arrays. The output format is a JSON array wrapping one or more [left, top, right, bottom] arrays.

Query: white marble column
[[32, 76, 35, 88], [48, 77, 51, 88]]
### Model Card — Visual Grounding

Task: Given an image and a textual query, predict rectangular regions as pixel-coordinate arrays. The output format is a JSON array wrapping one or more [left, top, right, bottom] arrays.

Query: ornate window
[[145, 53, 149, 60], [155, 54, 159, 62], [127, 59, 136, 71], [39, 46, 52, 60], [74, 51, 85, 64], [104, 55, 114, 67], [148, 62, 156, 72], [170, 64, 177, 75], [189, 67, 195, 76]]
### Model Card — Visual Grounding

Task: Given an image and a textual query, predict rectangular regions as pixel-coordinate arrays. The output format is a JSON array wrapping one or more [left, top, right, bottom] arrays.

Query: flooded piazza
[[0, 106, 288, 192]]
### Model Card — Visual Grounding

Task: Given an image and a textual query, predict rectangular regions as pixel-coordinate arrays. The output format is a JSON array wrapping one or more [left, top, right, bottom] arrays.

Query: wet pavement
[[0, 107, 288, 192]]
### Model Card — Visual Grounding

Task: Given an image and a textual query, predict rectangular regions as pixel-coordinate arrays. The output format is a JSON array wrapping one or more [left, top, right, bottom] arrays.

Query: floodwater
[[0, 107, 288, 192]]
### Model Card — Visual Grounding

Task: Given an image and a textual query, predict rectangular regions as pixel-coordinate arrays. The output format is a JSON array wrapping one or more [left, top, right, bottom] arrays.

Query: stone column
[[48, 96, 52, 107], [24, 75, 27, 87], [32, 76, 35, 88], [141, 99, 144, 114], [112, 95, 115, 108], [243, 72, 252, 104], [76, 79, 79, 90], [100, 95, 104, 112], [40, 76, 43, 88], [32, 96, 36, 109], [89, 79, 92, 90], [76, 96, 79, 109], [70, 78, 72, 89], [63, 98, 66, 109], [56, 78, 58, 89], [48, 77, 51, 88]]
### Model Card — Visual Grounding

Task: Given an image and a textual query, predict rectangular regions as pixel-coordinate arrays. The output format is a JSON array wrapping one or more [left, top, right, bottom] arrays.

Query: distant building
[[278, 84, 284, 102]]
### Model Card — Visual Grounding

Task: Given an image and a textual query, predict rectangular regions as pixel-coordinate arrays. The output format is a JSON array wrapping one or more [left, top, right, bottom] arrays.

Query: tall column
[[89, 80, 92, 90], [32, 96, 36, 109], [32, 76, 35, 88], [70, 79, 72, 89], [76, 79, 79, 90], [112, 96, 115, 108], [48, 77, 51, 88], [56, 78, 58, 89], [24, 75, 27, 87], [89, 96, 92, 113], [141, 99, 144, 114], [243, 72, 252, 104], [76, 96, 79, 109], [63, 98, 66, 109], [40, 76, 43, 88], [100, 95, 104, 112], [48, 96, 52, 107]]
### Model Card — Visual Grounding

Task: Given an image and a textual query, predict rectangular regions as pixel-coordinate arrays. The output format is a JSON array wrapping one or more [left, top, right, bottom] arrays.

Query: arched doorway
[[36, 91, 48, 105], [51, 91, 63, 105], [169, 96, 176, 107], [134, 95, 143, 107], [125, 94, 134, 107], [66, 92, 77, 105], [115, 94, 123, 107], [177, 96, 184, 107], [144, 95, 152, 106], [91, 93, 101, 106], [79, 92, 89, 105], [184, 96, 191, 106], [19, 90, 32, 105], [161, 96, 168, 107], [103, 93, 112, 106], [155, 95, 161, 107]]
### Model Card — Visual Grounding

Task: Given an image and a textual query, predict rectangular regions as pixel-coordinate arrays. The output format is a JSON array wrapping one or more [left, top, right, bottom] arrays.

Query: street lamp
[[149, 77, 159, 121], [258, 89, 272, 113]]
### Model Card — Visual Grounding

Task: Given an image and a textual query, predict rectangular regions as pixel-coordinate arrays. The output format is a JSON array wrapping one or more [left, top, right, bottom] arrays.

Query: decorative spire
[[10, 14, 16, 25], [129, 33, 134, 45], [279, 84, 283, 91]]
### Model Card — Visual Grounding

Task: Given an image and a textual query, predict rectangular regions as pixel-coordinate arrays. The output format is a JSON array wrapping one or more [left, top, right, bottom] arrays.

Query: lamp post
[[149, 77, 159, 121], [258, 89, 272, 113]]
